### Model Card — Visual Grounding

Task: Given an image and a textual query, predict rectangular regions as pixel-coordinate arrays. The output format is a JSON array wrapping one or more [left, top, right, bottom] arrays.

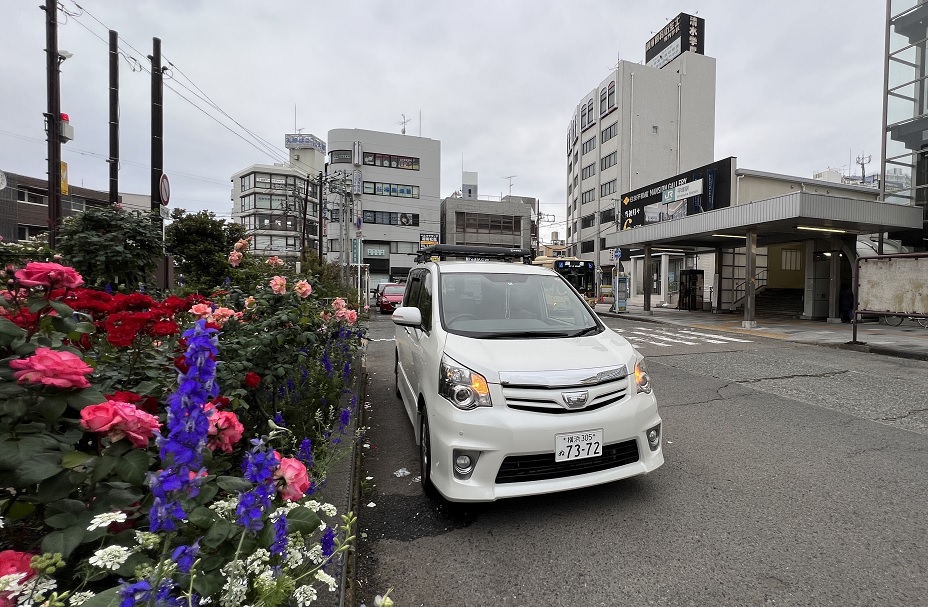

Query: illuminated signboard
[[555, 260, 595, 271], [645, 13, 705, 70]]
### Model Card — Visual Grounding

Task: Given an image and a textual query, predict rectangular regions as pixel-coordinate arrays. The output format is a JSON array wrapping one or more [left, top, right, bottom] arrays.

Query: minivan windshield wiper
[[477, 331, 574, 339], [568, 326, 601, 337]]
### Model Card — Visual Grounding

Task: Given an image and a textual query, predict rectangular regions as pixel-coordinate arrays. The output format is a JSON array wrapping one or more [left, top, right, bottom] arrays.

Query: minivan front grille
[[502, 384, 628, 413], [495, 439, 640, 484]]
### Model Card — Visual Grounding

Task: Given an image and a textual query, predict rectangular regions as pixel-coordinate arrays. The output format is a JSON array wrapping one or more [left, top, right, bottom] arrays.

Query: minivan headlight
[[439, 355, 492, 410], [634, 353, 652, 394]]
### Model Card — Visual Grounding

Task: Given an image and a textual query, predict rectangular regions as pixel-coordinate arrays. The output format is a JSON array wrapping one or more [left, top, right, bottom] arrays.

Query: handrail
[[731, 269, 768, 307]]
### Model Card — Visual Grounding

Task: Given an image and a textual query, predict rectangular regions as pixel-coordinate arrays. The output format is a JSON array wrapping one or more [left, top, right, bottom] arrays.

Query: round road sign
[[159, 173, 171, 206], [0, 170, 7, 192]]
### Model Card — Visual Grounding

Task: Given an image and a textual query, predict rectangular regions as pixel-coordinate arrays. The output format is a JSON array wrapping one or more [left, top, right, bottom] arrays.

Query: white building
[[565, 14, 716, 295], [229, 133, 326, 261], [325, 128, 441, 284]]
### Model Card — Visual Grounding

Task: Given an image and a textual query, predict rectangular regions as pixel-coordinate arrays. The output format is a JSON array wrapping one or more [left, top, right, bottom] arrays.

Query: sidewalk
[[595, 295, 928, 362]]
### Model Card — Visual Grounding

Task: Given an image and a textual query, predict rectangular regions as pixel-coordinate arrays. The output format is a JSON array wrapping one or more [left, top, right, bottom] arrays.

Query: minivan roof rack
[[415, 244, 533, 264]]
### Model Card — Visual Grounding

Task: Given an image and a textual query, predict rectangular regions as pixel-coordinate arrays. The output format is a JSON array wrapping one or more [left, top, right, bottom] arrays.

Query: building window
[[580, 214, 595, 229], [586, 99, 595, 127], [454, 212, 522, 236], [600, 208, 616, 223], [580, 239, 595, 254], [581, 163, 596, 180], [600, 87, 608, 115], [362, 182, 420, 198], [600, 179, 617, 197], [608, 81, 615, 109], [361, 209, 420, 226], [581, 189, 595, 204], [601, 122, 617, 143], [362, 152, 420, 170], [580, 106, 587, 129], [601, 151, 617, 171], [330, 150, 352, 164], [582, 136, 596, 155], [782, 249, 801, 271]]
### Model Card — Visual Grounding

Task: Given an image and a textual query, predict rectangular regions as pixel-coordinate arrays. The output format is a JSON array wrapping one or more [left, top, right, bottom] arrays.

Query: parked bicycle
[[880, 314, 928, 328]]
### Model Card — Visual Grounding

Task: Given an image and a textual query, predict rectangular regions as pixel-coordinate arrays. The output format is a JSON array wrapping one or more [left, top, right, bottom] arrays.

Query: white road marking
[[624, 330, 698, 345], [678, 330, 753, 343]]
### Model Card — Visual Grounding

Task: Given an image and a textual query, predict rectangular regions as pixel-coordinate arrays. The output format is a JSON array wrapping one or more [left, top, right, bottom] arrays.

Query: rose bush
[[0, 259, 366, 607]]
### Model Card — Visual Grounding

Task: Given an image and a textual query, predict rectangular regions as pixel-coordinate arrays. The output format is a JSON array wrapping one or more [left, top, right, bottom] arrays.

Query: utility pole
[[150, 37, 163, 214], [317, 170, 324, 261], [43, 0, 61, 249], [856, 153, 872, 183], [108, 30, 119, 205]]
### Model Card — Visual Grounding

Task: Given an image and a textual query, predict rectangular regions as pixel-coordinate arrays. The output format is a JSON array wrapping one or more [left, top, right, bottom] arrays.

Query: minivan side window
[[403, 269, 432, 330], [404, 272, 422, 308]]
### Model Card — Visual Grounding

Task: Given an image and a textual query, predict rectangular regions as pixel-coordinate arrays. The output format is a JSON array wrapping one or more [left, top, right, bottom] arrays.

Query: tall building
[[230, 133, 326, 261], [439, 173, 535, 252], [565, 13, 716, 293], [325, 129, 440, 284]]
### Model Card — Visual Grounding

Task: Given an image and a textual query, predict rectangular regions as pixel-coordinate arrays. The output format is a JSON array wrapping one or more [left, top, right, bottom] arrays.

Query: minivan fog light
[[452, 449, 480, 479], [646, 423, 661, 451]]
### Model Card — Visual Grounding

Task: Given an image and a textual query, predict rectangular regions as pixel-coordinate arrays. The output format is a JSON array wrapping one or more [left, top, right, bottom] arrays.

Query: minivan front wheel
[[419, 408, 436, 496]]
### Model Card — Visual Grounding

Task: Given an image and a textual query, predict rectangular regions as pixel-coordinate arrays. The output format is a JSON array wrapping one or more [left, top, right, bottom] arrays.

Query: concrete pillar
[[643, 243, 653, 314], [800, 240, 816, 320], [742, 228, 757, 328], [826, 235, 842, 323], [660, 253, 670, 306], [713, 247, 724, 313]]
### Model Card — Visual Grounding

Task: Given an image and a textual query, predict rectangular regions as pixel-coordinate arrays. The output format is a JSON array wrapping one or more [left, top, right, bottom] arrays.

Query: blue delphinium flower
[[342, 360, 351, 381], [270, 513, 288, 559], [296, 438, 313, 468], [320, 527, 336, 558], [118, 579, 152, 607], [322, 351, 332, 377], [274, 411, 286, 427], [236, 439, 280, 533], [337, 407, 351, 434], [105, 282, 114, 295], [148, 319, 219, 532], [171, 540, 201, 574]]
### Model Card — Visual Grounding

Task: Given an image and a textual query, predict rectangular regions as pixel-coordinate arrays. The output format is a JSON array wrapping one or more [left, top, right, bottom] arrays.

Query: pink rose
[[293, 279, 312, 298], [206, 406, 244, 453], [269, 276, 287, 295], [346, 309, 358, 325], [0, 550, 35, 577], [233, 238, 251, 252], [189, 303, 212, 317], [228, 251, 243, 267], [14, 262, 83, 289], [332, 297, 347, 311], [80, 402, 126, 433], [244, 296, 256, 309], [266, 256, 284, 267], [80, 401, 160, 448], [274, 456, 311, 501], [9, 348, 93, 389]]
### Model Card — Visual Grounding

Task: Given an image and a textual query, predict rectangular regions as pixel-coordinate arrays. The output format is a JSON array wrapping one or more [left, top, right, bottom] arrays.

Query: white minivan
[[392, 245, 663, 502]]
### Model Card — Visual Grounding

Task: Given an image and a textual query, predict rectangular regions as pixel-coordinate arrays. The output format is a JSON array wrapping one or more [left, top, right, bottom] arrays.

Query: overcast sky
[[0, 1, 886, 241]]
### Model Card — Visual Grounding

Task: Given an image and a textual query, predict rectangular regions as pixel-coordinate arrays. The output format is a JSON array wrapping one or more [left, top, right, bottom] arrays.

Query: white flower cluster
[[88, 545, 131, 570], [134, 531, 161, 551], [209, 497, 238, 520], [292, 585, 318, 607], [6, 575, 58, 607], [313, 570, 337, 593], [68, 591, 96, 606], [87, 511, 127, 531], [219, 561, 247, 607]]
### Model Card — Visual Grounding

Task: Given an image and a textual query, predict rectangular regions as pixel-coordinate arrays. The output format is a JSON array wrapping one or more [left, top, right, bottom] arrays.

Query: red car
[[379, 284, 406, 314]]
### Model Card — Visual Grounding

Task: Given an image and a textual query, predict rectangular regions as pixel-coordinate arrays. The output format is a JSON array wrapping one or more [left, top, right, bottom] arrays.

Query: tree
[[57, 205, 162, 288], [164, 209, 247, 292]]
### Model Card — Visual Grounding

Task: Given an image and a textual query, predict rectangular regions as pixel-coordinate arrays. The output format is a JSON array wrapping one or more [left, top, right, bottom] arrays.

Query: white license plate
[[555, 429, 603, 462]]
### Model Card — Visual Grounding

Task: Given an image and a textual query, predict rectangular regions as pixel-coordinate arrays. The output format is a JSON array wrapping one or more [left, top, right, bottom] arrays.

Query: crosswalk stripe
[[678, 330, 753, 343], [625, 330, 698, 345]]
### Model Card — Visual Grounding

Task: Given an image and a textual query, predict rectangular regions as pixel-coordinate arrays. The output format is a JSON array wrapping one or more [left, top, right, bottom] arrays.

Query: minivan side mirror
[[392, 306, 422, 327]]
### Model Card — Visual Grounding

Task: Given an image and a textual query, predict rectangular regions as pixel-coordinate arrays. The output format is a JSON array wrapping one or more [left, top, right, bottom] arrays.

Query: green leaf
[[67, 387, 107, 411], [196, 481, 219, 506], [0, 317, 26, 338], [41, 524, 85, 559], [18, 453, 63, 484], [115, 449, 150, 485], [44, 512, 78, 529], [192, 570, 226, 598], [286, 506, 321, 534], [91, 454, 119, 483], [38, 470, 80, 503], [61, 450, 95, 469], [216, 475, 253, 493], [188, 506, 214, 529], [4, 500, 36, 520], [131, 380, 160, 396], [36, 394, 69, 421], [47, 299, 75, 317], [202, 519, 234, 548]]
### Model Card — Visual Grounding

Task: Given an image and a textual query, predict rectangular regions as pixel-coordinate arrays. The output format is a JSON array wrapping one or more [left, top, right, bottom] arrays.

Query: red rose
[[274, 456, 311, 501], [149, 319, 179, 337], [9, 348, 93, 389], [14, 262, 83, 289], [174, 356, 190, 374], [244, 372, 261, 388], [106, 390, 159, 414]]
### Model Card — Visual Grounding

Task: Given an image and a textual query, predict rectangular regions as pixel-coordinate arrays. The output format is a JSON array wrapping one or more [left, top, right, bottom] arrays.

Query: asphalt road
[[354, 312, 928, 607]]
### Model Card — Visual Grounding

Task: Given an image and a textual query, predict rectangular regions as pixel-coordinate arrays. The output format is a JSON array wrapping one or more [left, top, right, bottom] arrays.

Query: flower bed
[[0, 259, 366, 607]]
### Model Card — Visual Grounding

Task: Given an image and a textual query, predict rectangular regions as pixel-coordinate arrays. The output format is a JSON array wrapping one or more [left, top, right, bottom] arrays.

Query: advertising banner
[[645, 13, 705, 70], [420, 233, 439, 246], [618, 157, 734, 230]]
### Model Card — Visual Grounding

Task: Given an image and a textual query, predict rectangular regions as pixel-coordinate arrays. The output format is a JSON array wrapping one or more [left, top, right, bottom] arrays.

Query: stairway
[[753, 288, 804, 318]]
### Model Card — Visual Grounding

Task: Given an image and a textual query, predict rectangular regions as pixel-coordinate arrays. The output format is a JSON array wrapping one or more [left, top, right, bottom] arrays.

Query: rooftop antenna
[[856, 152, 872, 183], [503, 175, 516, 198], [398, 113, 411, 135]]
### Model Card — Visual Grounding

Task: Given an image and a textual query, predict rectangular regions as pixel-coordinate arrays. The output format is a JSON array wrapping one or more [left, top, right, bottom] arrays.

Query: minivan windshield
[[439, 272, 601, 337]]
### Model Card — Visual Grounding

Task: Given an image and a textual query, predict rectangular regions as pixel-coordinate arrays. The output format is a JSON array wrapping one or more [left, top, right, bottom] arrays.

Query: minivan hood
[[443, 330, 635, 383]]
